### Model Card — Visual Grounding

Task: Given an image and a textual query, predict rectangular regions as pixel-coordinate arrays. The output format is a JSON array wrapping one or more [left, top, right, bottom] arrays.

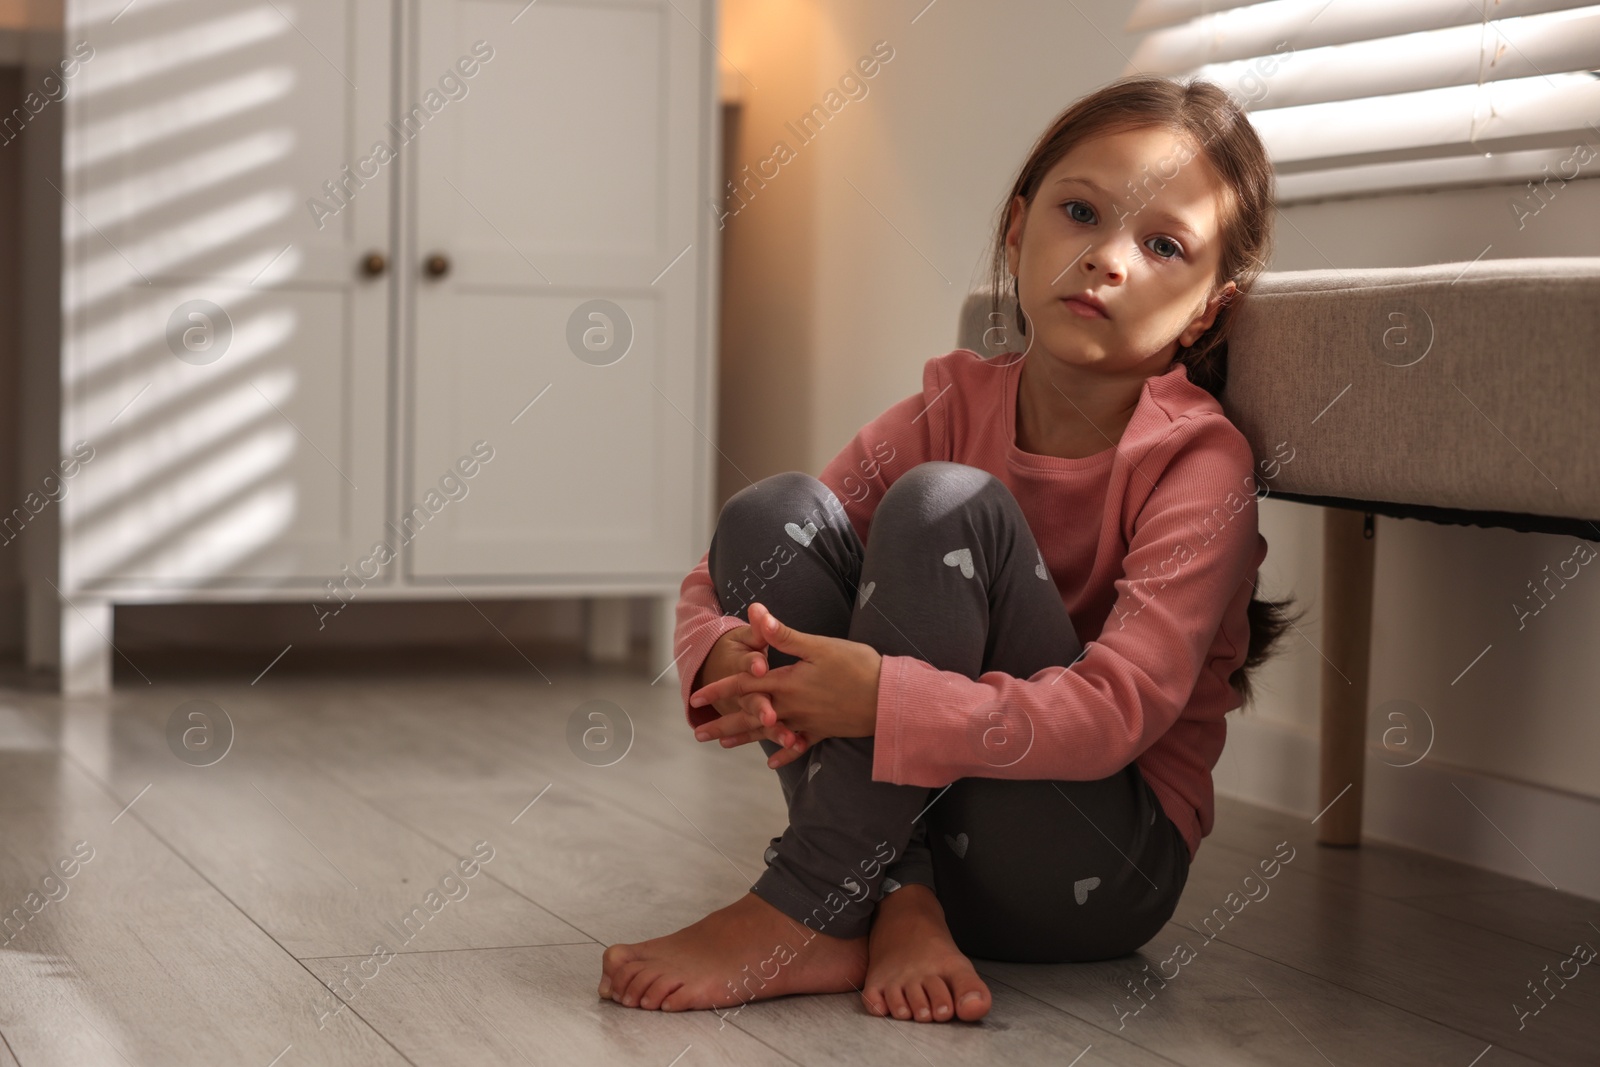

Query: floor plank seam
[[975, 970, 1194, 1067], [1204, 834, 1582, 913], [1383, 892, 1599, 958], [1147, 920, 1573, 1067], [54, 746, 425, 1067], [303, 756, 621, 951], [297, 940, 601, 962]]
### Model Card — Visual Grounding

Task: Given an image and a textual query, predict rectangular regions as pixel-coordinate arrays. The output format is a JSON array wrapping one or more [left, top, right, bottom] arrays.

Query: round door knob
[[360, 251, 387, 277], [424, 253, 451, 278]]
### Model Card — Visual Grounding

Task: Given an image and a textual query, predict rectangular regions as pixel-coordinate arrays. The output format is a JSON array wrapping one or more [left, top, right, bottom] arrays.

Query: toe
[[601, 942, 638, 975], [951, 973, 992, 1021], [885, 983, 913, 1021], [658, 983, 696, 1012], [637, 972, 682, 1011], [905, 981, 932, 1022], [923, 977, 955, 1021], [611, 960, 651, 1006], [599, 942, 637, 999], [859, 982, 891, 1019]]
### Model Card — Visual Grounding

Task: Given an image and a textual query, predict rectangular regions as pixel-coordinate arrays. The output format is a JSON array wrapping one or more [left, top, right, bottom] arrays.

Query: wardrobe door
[[406, 0, 711, 581], [61, 0, 394, 589]]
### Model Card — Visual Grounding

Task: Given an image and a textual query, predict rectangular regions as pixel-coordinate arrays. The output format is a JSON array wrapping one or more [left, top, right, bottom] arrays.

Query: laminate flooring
[[0, 650, 1594, 1066]]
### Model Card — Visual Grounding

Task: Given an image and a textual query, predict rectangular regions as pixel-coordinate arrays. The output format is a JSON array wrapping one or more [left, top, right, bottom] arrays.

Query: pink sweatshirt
[[675, 348, 1269, 862]]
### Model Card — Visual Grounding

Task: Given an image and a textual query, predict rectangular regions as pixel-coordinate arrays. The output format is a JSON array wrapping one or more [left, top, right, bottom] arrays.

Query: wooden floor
[[0, 649, 1595, 1066]]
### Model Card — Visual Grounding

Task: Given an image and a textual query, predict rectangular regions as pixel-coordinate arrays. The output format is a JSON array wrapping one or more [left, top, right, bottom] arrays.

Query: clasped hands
[[688, 602, 882, 770]]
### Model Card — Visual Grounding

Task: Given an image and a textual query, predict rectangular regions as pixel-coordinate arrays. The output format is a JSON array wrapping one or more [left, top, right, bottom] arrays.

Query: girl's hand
[[689, 602, 882, 745], [694, 705, 812, 768], [691, 621, 810, 767]]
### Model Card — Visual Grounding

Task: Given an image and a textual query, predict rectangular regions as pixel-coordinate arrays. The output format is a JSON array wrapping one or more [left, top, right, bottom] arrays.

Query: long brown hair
[[986, 74, 1302, 710]]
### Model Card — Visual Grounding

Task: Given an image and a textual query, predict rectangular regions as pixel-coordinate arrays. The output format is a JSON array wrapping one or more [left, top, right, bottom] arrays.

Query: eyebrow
[[1052, 176, 1203, 245]]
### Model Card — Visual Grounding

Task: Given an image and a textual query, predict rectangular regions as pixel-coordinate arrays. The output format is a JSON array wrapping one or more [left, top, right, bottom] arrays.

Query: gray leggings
[[706, 461, 1190, 963]]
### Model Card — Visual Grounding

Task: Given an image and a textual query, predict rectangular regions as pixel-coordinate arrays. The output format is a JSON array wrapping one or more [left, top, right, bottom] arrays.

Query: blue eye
[[1062, 199, 1095, 224], [1147, 236, 1184, 260]]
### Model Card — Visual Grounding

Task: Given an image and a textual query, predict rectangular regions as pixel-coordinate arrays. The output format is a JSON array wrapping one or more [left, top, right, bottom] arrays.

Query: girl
[[598, 74, 1300, 1023]]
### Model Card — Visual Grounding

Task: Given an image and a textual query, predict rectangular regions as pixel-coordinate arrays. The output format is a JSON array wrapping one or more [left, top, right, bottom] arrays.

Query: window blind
[[1123, 0, 1600, 203]]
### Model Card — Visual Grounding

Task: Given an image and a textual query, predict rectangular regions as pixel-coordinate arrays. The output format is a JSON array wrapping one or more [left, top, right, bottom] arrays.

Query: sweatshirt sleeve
[[870, 412, 1263, 786], [677, 354, 950, 729], [675, 549, 750, 730]]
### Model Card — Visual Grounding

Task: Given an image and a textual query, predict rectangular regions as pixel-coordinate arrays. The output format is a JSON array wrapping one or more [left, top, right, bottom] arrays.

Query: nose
[[1079, 233, 1132, 283]]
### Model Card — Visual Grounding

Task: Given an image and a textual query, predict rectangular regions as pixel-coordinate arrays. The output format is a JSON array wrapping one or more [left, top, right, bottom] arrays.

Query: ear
[[1179, 280, 1236, 348], [1004, 195, 1027, 279]]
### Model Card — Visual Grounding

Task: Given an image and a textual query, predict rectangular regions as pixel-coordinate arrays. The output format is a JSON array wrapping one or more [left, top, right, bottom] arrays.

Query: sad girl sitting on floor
[[599, 72, 1300, 1024]]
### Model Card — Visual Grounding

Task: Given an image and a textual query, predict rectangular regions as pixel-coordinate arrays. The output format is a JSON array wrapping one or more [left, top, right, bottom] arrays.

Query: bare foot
[[597, 891, 868, 1012], [862, 883, 992, 1022]]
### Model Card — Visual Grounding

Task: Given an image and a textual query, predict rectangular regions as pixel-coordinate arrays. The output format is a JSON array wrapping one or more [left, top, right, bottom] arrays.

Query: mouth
[[1060, 295, 1108, 319]]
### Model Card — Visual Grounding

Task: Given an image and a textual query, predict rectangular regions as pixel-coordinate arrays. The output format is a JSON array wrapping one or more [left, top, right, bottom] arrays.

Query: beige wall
[[712, 0, 821, 501]]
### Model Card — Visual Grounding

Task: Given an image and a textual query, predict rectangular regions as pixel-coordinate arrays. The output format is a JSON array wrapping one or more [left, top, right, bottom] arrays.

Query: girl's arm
[[675, 551, 752, 730], [868, 413, 1268, 787]]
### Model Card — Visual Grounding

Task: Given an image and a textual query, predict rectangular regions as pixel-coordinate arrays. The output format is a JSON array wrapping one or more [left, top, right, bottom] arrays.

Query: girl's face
[[1004, 125, 1236, 376]]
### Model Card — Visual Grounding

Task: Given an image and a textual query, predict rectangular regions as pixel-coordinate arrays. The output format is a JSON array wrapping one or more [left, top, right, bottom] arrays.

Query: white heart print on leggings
[[943, 547, 975, 579], [784, 521, 816, 547]]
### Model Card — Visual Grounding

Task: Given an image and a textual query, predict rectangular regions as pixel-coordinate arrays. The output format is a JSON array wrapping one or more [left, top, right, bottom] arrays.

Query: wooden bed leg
[[1318, 507, 1376, 847]]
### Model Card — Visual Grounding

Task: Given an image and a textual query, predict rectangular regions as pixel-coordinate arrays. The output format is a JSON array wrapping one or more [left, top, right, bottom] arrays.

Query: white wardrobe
[[20, 0, 721, 692]]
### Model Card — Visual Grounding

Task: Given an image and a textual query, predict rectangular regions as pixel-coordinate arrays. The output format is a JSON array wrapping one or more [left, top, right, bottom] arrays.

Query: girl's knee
[[877, 462, 1011, 524], [719, 471, 836, 530]]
